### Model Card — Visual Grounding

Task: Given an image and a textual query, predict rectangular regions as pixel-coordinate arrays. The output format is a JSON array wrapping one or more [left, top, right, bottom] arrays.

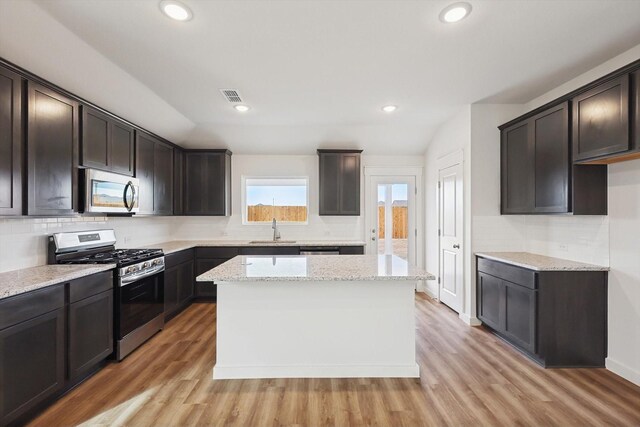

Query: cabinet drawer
[[339, 246, 365, 255], [165, 248, 194, 269], [477, 258, 536, 289], [0, 285, 65, 330], [196, 247, 239, 258], [239, 246, 299, 255], [69, 271, 113, 303]]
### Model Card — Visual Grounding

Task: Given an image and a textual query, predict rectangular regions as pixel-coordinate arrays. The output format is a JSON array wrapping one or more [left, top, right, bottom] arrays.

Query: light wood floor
[[28, 294, 640, 427]]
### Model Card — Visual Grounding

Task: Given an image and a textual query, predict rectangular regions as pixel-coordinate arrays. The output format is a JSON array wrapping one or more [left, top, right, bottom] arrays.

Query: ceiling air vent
[[220, 89, 243, 103]]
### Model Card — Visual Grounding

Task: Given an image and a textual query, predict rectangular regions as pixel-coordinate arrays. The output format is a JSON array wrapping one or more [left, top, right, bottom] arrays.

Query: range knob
[[142, 262, 150, 269], [126, 266, 134, 274], [153, 259, 162, 266]]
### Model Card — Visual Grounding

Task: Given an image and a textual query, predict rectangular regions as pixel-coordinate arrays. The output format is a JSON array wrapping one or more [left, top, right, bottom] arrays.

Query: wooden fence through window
[[378, 206, 408, 239], [247, 205, 308, 222]]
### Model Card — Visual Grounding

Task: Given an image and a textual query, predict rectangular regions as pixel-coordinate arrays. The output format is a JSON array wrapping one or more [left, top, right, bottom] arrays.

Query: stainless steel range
[[48, 229, 165, 360]]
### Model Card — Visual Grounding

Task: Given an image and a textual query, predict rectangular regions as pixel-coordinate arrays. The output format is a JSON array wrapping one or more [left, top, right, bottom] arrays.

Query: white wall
[[424, 106, 471, 298], [0, 0, 193, 142], [608, 159, 640, 385]]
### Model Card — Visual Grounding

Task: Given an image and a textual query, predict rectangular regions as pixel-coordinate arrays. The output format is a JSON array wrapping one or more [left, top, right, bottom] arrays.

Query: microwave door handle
[[123, 181, 135, 212]]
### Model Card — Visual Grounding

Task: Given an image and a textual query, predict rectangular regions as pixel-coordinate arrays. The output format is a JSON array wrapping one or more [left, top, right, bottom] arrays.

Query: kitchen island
[[197, 254, 434, 380]]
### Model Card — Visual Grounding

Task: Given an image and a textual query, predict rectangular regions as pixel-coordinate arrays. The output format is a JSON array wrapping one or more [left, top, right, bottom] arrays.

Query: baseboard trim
[[459, 313, 482, 326], [606, 357, 640, 387], [423, 287, 438, 299], [213, 363, 420, 379]]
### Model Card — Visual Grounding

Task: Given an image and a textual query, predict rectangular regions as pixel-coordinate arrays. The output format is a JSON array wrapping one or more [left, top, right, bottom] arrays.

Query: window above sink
[[242, 177, 309, 225]]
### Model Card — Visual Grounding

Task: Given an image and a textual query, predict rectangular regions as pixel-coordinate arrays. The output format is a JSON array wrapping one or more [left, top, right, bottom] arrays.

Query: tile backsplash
[[472, 214, 609, 267], [0, 216, 176, 273]]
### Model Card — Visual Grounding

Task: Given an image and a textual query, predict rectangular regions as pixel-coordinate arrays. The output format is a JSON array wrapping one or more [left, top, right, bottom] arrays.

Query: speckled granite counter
[[475, 252, 609, 272], [0, 264, 116, 300], [139, 240, 367, 255], [197, 254, 434, 282]]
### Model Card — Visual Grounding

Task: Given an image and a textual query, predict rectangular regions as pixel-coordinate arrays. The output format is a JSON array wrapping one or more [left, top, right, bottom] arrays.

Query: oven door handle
[[119, 265, 165, 287]]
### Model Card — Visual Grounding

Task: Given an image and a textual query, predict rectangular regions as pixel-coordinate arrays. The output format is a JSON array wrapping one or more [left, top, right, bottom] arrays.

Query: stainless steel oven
[[83, 169, 139, 214], [115, 257, 165, 360]]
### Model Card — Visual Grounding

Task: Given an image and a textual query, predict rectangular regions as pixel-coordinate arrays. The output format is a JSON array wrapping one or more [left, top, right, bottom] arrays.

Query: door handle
[[371, 237, 376, 241], [453, 244, 460, 249]]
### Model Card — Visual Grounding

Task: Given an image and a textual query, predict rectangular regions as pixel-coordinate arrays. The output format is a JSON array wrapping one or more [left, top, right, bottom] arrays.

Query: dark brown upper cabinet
[[27, 82, 79, 216], [501, 120, 534, 214], [154, 140, 174, 215], [173, 148, 184, 215], [533, 103, 570, 213], [80, 106, 134, 176], [183, 150, 232, 216], [135, 131, 174, 215], [573, 74, 630, 162], [501, 102, 607, 215], [0, 65, 23, 216], [318, 149, 362, 216]]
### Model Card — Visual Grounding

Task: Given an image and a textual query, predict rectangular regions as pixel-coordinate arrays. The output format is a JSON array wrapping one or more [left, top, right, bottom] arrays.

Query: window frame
[[241, 175, 310, 225]]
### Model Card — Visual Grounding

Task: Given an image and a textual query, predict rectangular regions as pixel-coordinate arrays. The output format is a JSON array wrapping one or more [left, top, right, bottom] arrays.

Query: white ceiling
[[33, 0, 640, 154]]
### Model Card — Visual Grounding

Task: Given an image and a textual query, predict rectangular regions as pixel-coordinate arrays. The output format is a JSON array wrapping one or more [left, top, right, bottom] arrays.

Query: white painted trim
[[364, 166, 423, 177], [423, 286, 438, 299], [213, 364, 420, 379], [459, 313, 482, 326], [437, 149, 463, 169], [606, 357, 640, 387]]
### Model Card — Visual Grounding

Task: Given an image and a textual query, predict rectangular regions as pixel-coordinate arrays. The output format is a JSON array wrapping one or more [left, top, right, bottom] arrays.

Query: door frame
[[436, 150, 464, 306], [364, 167, 424, 270]]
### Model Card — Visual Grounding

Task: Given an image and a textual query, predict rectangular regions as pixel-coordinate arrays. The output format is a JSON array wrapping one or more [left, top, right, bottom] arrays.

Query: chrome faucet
[[272, 218, 281, 241]]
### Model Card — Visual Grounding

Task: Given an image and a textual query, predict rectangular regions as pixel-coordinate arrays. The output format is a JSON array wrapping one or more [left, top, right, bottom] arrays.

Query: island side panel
[[213, 280, 419, 379]]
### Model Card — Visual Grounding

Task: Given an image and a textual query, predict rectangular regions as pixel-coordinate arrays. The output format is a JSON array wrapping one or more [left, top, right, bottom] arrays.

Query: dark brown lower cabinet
[[0, 272, 113, 426], [0, 286, 65, 426], [68, 289, 113, 381], [477, 257, 607, 367], [339, 246, 365, 255], [164, 249, 195, 320]]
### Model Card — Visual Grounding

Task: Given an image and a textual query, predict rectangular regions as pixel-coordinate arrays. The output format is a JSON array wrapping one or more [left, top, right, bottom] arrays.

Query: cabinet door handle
[[453, 244, 460, 249]]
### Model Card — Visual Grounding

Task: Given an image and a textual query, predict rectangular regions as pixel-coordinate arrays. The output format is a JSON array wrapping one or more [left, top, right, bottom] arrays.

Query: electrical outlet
[[558, 243, 568, 252], [324, 231, 331, 236], [123, 236, 132, 244]]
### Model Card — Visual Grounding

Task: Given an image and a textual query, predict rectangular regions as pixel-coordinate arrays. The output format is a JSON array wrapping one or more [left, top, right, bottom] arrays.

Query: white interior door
[[438, 163, 463, 313], [367, 176, 416, 265]]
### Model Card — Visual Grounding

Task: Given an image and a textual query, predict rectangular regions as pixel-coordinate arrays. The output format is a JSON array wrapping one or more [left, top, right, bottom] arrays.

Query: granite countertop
[[475, 252, 609, 272], [197, 254, 435, 282], [139, 240, 367, 255], [0, 264, 116, 300]]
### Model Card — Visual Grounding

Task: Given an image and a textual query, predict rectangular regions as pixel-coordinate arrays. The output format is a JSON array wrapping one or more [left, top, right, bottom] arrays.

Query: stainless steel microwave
[[83, 169, 139, 214]]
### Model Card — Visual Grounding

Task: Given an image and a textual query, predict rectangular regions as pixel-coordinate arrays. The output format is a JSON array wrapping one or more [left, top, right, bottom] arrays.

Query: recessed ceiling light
[[382, 105, 397, 113], [234, 105, 250, 112], [160, 0, 193, 21], [439, 2, 472, 23]]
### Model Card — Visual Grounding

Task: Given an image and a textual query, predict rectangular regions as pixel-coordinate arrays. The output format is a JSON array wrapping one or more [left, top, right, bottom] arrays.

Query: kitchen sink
[[249, 240, 297, 244]]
